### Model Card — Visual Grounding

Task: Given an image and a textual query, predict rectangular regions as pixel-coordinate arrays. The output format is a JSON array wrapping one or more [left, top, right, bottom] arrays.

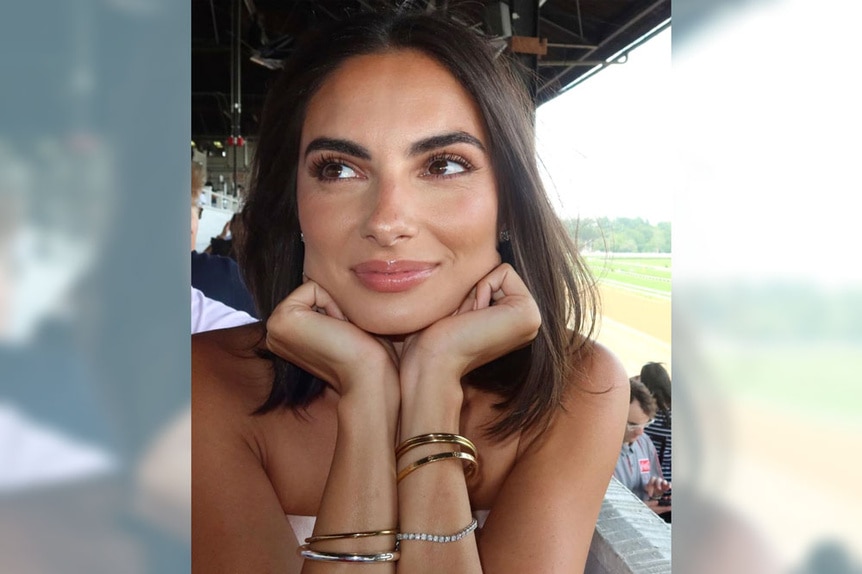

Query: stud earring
[[499, 229, 510, 243], [300, 232, 305, 243]]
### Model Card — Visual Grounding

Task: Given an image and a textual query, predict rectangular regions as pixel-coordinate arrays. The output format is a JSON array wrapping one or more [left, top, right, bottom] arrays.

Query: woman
[[641, 362, 672, 484], [192, 9, 628, 573]]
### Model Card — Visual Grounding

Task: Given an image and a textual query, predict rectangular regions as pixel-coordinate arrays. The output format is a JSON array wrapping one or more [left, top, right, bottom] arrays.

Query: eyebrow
[[408, 131, 486, 156], [303, 131, 486, 160], [304, 137, 371, 160]]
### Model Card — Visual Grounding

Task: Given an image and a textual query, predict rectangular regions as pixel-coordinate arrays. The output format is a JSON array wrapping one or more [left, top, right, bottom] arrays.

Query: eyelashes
[[424, 153, 474, 178], [308, 152, 475, 182], [309, 155, 359, 181]]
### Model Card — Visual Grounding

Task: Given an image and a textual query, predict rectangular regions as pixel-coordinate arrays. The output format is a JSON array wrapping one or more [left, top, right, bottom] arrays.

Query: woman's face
[[297, 49, 501, 335]]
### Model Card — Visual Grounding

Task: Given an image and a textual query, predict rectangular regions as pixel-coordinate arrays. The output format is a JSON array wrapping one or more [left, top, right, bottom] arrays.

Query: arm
[[477, 344, 630, 572], [395, 342, 629, 574], [395, 367, 481, 573], [264, 282, 402, 573], [396, 263, 615, 573], [300, 370, 401, 574]]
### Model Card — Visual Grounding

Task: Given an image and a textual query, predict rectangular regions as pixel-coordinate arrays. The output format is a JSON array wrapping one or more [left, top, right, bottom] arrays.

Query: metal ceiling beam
[[511, 0, 540, 103], [547, 42, 596, 50], [539, 59, 624, 67], [537, 0, 667, 96], [573, 0, 584, 39], [539, 15, 582, 42]]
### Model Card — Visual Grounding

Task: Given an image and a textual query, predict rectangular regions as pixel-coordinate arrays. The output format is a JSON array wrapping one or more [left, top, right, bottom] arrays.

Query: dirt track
[[599, 285, 671, 344], [593, 284, 671, 377]]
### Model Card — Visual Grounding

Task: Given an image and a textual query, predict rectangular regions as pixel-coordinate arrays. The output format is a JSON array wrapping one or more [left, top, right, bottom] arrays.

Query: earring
[[499, 229, 510, 243], [300, 232, 305, 243]]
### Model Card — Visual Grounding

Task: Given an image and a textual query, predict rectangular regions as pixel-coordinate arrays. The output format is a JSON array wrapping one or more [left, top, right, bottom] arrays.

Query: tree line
[[562, 217, 671, 253]]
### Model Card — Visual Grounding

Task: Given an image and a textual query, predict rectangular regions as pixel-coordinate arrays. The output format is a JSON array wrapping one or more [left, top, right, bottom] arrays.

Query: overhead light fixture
[[250, 53, 284, 70], [213, 141, 223, 149], [483, 2, 512, 38]]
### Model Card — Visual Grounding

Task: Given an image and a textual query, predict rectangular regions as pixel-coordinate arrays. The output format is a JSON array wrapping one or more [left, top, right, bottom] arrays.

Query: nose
[[360, 175, 418, 246]]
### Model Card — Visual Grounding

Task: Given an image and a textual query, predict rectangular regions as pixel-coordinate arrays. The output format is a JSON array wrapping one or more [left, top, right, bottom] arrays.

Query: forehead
[[301, 49, 487, 145]]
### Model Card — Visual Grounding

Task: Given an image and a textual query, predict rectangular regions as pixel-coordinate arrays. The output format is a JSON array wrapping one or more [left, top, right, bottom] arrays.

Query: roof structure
[[192, 0, 670, 147]]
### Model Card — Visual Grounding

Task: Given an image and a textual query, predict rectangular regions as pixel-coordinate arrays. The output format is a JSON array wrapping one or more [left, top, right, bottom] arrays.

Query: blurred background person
[[203, 210, 243, 261], [190, 162, 256, 318], [640, 361, 672, 485], [615, 377, 671, 519]]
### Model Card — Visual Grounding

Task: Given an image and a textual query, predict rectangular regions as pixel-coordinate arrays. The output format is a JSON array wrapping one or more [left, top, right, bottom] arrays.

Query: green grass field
[[584, 254, 671, 296]]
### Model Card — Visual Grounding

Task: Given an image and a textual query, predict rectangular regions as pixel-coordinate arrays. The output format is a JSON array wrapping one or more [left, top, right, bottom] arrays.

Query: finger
[[445, 265, 541, 373], [310, 283, 347, 321], [457, 286, 477, 314], [475, 263, 534, 305], [276, 281, 346, 321], [474, 279, 493, 310]]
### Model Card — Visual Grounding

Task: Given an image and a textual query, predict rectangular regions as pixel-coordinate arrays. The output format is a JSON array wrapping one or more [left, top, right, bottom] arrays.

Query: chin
[[345, 304, 451, 337]]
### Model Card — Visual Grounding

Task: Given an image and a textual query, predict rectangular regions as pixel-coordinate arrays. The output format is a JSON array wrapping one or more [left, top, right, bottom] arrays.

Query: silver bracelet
[[396, 517, 479, 543], [297, 545, 400, 562]]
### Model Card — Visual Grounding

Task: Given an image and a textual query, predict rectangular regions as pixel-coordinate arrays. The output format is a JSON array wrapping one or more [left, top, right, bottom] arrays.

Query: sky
[[535, 27, 672, 224]]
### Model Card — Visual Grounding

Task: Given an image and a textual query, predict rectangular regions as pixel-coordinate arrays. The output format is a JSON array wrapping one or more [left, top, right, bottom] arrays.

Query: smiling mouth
[[352, 261, 437, 293]]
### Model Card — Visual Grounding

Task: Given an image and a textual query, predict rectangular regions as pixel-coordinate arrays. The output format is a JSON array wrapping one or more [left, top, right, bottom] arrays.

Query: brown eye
[[428, 159, 449, 175], [425, 156, 469, 177], [316, 161, 358, 180], [321, 163, 343, 178]]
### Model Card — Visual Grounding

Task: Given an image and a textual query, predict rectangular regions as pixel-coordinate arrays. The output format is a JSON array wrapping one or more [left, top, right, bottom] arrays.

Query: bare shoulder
[[567, 339, 630, 398], [521, 338, 629, 453], [191, 323, 337, 507], [477, 340, 629, 571], [192, 324, 272, 416], [546, 339, 630, 457], [192, 323, 282, 470], [192, 324, 308, 572]]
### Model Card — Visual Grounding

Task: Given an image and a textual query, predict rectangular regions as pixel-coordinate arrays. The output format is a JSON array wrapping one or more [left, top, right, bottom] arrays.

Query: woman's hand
[[265, 280, 399, 400], [398, 263, 542, 396]]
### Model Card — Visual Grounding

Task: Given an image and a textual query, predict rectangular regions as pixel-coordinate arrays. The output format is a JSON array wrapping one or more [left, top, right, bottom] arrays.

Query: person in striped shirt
[[640, 362, 672, 484]]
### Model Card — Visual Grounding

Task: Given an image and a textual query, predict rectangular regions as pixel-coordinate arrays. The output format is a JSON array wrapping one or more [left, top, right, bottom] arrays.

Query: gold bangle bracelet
[[396, 450, 478, 484], [395, 433, 478, 460], [305, 528, 398, 544]]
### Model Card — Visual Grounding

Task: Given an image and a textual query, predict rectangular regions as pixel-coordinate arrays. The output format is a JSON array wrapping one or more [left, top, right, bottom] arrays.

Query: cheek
[[434, 188, 498, 244], [297, 195, 352, 275]]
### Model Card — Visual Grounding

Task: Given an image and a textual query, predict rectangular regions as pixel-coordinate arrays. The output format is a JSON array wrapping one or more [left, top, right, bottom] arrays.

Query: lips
[[352, 260, 437, 293]]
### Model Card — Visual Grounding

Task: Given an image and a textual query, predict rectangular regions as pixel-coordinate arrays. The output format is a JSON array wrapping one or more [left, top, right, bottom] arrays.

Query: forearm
[[396, 375, 482, 573], [303, 388, 399, 573]]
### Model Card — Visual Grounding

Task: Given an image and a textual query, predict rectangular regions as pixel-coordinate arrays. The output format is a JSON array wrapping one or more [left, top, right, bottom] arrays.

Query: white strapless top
[[287, 510, 490, 545]]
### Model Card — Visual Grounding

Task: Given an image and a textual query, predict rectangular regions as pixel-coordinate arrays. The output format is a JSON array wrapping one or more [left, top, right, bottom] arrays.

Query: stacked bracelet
[[305, 528, 397, 544], [396, 517, 479, 544], [396, 450, 478, 483], [395, 433, 479, 484], [301, 527, 399, 563], [298, 545, 400, 563], [395, 433, 478, 460]]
